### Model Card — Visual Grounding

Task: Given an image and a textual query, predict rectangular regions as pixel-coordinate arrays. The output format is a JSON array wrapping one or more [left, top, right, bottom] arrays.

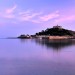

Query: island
[[18, 25, 75, 39], [18, 34, 31, 39]]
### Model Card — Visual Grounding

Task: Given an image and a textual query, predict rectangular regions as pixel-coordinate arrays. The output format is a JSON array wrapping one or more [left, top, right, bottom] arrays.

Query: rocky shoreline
[[17, 35, 75, 40]]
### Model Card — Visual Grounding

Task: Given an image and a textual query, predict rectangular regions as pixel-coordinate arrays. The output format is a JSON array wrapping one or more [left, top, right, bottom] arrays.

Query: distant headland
[[18, 25, 75, 40]]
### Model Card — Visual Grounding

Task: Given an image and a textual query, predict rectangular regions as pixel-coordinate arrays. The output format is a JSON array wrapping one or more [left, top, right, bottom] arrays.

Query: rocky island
[[18, 25, 75, 39], [18, 34, 31, 39]]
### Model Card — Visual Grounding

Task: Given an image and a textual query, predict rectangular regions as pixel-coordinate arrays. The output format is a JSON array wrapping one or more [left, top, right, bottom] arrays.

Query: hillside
[[35, 25, 75, 36]]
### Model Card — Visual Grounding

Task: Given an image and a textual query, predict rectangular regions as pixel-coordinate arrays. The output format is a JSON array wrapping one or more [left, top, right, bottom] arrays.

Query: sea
[[0, 38, 75, 75]]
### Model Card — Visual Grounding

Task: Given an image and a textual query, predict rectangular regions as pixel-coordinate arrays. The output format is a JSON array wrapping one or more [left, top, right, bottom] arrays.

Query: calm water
[[0, 39, 75, 75]]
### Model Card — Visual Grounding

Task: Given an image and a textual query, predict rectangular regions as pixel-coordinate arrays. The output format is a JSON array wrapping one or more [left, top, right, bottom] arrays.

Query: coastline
[[17, 35, 75, 40], [35, 36, 74, 40]]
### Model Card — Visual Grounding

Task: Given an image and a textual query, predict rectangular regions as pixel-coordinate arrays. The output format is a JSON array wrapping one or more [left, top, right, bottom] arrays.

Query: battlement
[[53, 25, 62, 29]]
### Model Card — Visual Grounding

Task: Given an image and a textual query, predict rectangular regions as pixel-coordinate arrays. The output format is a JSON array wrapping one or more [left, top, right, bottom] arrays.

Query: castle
[[53, 25, 62, 29]]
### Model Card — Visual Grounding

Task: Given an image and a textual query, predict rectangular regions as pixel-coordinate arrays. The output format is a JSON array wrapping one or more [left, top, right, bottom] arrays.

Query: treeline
[[35, 27, 75, 36]]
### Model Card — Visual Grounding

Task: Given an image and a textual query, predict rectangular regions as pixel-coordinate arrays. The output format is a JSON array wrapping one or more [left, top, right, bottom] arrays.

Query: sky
[[0, 0, 75, 37]]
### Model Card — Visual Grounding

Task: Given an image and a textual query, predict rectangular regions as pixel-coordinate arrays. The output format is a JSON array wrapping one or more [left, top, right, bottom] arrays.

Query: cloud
[[0, 13, 15, 19], [3, 14, 15, 19], [5, 5, 17, 14], [0, 5, 60, 23], [0, 5, 75, 25], [55, 15, 75, 23], [30, 20, 41, 23], [0, 5, 17, 19], [18, 11, 42, 22], [39, 11, 59, 22], [18, 10, 32, 15], [18, 10, 60, 23]]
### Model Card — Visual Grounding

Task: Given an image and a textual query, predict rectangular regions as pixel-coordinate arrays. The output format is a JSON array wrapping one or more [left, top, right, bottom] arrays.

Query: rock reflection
[[34, 39, 75, 50], [19, 39, 29, 43]]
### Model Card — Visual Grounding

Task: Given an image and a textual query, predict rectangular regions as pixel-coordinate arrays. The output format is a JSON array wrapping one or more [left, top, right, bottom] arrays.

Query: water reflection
[[19, 39, 29, 43], [0, 39, 75, 75], [33, 39, 75, 50]]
